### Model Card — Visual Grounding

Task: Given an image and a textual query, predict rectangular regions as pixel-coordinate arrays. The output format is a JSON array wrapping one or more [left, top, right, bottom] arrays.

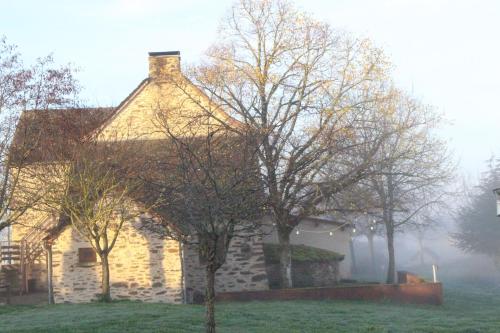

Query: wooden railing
[[18, 217, 56, 293], [0, 241, 21, 265], [0, 217, 56, 293]]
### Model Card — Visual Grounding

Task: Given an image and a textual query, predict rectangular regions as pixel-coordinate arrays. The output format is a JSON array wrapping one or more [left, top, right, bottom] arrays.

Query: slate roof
[[10, 77, 151, 164], [10, 107, 116, 164]]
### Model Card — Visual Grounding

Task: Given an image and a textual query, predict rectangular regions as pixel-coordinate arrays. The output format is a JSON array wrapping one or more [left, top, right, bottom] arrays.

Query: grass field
[[1, 282, 499, 332]]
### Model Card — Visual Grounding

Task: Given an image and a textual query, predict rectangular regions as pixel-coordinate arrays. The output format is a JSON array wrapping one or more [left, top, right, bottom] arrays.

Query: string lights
[[288, 212, 380, 238], [292, 220, 356, 237]]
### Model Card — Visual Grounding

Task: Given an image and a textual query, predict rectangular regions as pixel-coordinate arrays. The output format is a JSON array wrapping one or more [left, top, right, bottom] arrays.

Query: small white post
[[432, 264, 438, 283]]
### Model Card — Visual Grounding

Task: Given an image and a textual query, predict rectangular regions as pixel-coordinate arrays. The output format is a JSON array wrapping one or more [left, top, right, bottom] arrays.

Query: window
[[78, 248, 97, 264], [240, 243, 253, 260]]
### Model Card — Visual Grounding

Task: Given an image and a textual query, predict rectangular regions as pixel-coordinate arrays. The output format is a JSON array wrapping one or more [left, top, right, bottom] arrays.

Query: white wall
[[262, 218, 352, 279]]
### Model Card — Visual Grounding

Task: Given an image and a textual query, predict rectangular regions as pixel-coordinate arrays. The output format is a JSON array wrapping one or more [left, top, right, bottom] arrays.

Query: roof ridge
[[22, 106, 116, 113]]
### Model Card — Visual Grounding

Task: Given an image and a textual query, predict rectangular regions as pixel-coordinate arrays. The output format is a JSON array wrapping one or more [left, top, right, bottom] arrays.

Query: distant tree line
[[453, 158, 500, 264]]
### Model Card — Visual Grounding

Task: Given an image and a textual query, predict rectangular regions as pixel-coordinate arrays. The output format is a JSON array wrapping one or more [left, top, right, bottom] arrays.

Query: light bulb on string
[[329, 231, 333, 236], [352, 227, 356, 234], [296, 229, 300, 235]]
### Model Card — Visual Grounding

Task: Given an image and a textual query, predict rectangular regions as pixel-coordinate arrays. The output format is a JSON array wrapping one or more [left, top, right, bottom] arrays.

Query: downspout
[[7, 225, 11, 264], [179, 242, 187, 304], [45, 240, 54, 304]]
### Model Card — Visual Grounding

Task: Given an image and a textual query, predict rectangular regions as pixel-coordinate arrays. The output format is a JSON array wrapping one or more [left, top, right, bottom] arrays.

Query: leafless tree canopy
[[145, 118, 264, 245], [38, 119, 147, 302], [137, 107, 265, 333], [332, 90, 454, 283], [0, 36, 79, 231], [184, 0, 391, 287]]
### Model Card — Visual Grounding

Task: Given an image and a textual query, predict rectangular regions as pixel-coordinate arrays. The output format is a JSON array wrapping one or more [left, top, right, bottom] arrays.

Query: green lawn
[[1, 282, 499, 333]]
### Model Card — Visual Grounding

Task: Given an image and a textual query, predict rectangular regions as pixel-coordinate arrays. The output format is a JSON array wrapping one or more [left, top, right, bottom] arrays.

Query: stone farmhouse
[[0, 52, 352, 304]]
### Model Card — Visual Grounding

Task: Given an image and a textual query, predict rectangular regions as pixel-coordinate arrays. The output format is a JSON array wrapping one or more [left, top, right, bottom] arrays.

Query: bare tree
[[325, 179, 389, 277], [141, 107, 264, 333], [35, 108, 144, 302], [184, 0, 390, 288], [354, 213, 380, 276], [62, 146, 140, 302], [0, 36, 78, 232], [364, 90, 453, 283]]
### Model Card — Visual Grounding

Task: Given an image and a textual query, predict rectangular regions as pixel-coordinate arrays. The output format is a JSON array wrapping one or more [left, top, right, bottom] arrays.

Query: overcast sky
[[2, 0, 499, 178]]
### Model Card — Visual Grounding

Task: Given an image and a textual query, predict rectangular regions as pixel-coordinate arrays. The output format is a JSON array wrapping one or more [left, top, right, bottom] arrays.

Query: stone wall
[[11, 165, 65, 242], [266, 260, 340, 289], [51, 219, 183, 303], [99, 54, 230, 142], [183, 234, 269, 303]]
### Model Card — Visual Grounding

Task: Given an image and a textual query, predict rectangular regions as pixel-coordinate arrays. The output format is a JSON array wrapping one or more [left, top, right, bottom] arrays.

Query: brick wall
[[217, 282, 443, 305]]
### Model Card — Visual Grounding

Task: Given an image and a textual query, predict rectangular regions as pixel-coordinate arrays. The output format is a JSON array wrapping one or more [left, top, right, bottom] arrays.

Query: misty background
[[2, 0, 500, 284]]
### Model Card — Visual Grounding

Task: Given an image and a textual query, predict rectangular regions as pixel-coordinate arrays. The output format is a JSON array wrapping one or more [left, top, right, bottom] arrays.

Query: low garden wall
[[263, 244, 344, 289], [266, 261, 340, 288], [216, 282, 443, 305]]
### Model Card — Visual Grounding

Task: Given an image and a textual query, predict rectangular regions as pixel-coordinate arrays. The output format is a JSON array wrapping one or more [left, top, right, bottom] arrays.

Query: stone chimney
[[148, 51, 180, 80]]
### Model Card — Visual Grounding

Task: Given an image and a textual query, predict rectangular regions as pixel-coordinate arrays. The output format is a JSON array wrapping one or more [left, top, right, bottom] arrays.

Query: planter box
[[216, 282, 443, 305]]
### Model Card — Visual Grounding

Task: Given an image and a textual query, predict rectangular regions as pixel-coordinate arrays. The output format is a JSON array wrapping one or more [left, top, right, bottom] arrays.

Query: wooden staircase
[[0, 242, 20, 265], [0, 241, 22, 293], [0, 217, 56, 293]]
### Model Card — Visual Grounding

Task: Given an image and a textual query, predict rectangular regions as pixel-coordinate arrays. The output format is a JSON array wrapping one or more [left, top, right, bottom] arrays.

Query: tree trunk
[[101, 254, 111, 302], [367, 233, 376, 275], [386, 172, 396, 284], [386, 226, 396, 284], [349, 237, 357, 274], [418, 235, 425, 266], [277, 229, 292, 288], [205, 263, 216, 333]]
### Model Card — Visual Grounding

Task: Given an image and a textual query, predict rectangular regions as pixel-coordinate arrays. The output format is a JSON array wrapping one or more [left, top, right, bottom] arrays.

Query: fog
[[2, 0, 500, 288], [352, 217, 500, 286]]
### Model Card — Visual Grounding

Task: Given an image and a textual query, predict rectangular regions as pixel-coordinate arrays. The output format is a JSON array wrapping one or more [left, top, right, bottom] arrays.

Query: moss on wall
[[263, 243, 344, 264]]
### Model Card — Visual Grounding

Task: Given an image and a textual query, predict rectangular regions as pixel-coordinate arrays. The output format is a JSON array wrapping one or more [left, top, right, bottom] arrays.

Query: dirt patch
[[9, 292, 48, 305]]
